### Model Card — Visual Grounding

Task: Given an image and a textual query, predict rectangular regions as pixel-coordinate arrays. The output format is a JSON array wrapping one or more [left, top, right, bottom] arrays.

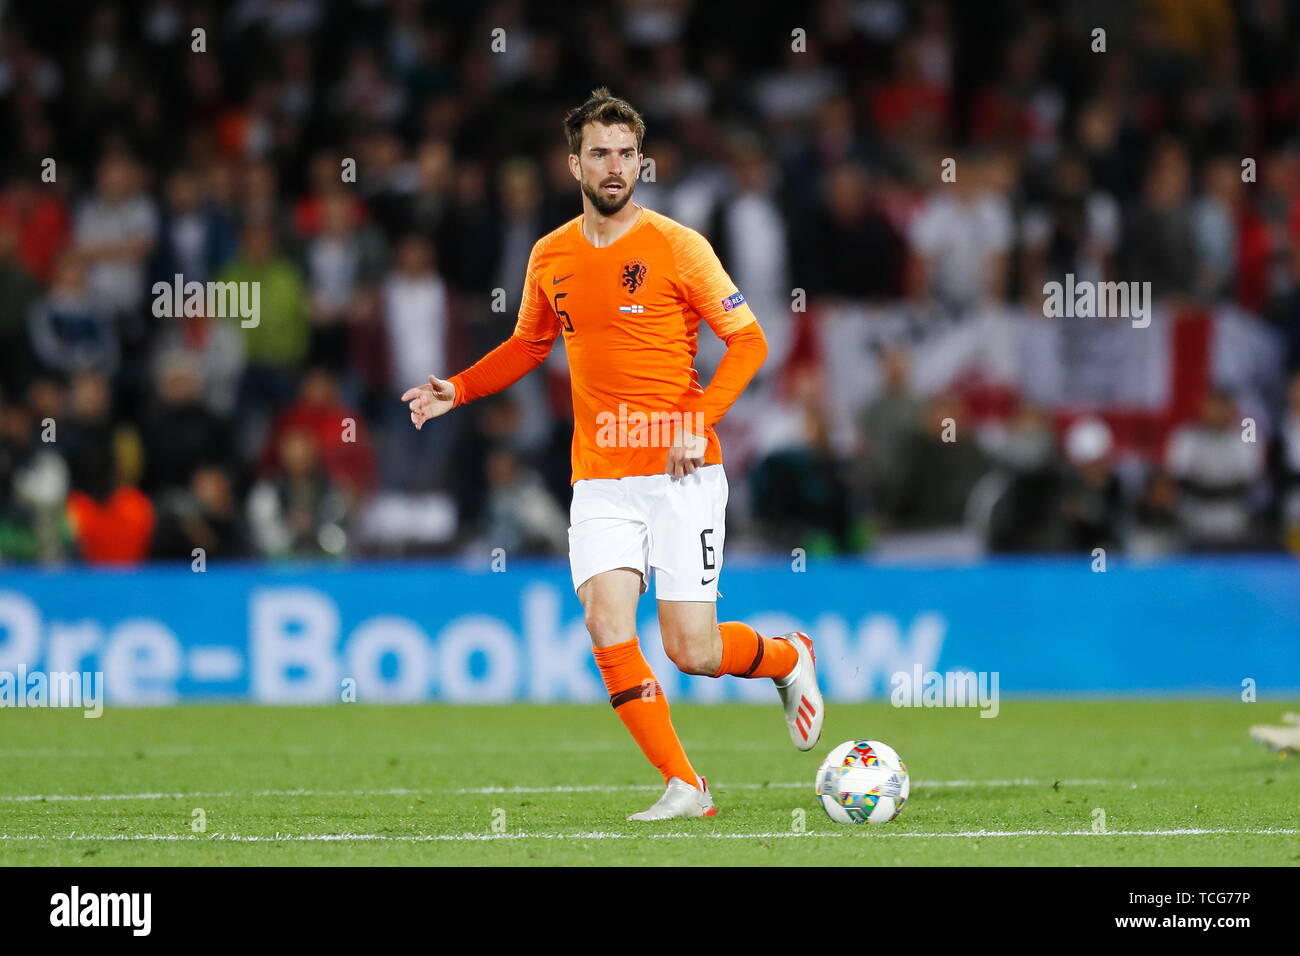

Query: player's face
[[571, 122, 640, 216]]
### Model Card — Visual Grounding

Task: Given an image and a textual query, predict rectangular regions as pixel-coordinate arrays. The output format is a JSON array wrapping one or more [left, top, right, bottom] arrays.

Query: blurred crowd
[[2, 0, 1300, 566]]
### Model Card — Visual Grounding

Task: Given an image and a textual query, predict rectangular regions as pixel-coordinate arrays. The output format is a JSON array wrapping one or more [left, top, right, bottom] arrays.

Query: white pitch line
[[0, 788, 429, 803], [0, 778, 1124, 802], [0, 828, 1296, 843], [0, 741, 778, 759], [456, 778, 1118, 794]]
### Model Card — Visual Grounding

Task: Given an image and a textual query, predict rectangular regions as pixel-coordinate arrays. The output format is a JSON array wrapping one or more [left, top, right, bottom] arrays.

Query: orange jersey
[[450, 207, 766, 482]]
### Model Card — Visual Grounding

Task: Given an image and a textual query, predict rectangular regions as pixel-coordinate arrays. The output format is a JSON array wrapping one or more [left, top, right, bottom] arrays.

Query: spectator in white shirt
[[380, 233, 452, 489], [1166, 389, 1264, 549], [383, 234, 447, 393], [908, 154, 1012, 315], [73, 154, 157, 315]]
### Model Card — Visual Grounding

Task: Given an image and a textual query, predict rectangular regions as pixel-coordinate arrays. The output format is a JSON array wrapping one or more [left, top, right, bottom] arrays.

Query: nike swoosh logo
[[552, 273, 574, 285], [700, 576, 716, 586]]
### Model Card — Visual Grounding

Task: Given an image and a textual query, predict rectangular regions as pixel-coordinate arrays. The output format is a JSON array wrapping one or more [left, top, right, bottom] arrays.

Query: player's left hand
[[401, 375, 456, 430], [666, 428, 707, 478]]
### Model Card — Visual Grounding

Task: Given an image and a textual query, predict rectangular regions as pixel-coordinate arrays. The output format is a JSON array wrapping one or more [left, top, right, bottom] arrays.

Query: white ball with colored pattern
[[814, 739, 910, 824]]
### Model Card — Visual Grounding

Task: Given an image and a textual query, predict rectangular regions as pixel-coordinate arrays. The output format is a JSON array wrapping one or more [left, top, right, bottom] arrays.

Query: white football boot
[[1250, 714, 1300, 755], [627, 775, 717, 821], [774, 632, 823, 751]]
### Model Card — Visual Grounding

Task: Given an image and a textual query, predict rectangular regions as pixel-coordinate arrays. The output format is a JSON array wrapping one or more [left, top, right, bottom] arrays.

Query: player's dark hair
[[563, 87, 645, 155]]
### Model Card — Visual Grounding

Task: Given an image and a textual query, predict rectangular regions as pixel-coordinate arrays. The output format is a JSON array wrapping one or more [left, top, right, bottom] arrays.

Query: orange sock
[[593, 638, 698, 786], [713, 621, 798, 680]]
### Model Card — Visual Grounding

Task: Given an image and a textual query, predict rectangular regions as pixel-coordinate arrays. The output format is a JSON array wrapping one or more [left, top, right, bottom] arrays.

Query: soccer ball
[[814, 739, 909, 824]]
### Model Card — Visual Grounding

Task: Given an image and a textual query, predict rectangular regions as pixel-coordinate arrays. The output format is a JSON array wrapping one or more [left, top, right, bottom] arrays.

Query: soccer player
[[402, 88, 822, 820]]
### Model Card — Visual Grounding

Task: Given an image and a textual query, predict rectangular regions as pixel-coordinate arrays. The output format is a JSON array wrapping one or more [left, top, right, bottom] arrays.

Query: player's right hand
[[401, 375, 456, 430], [665, 427, 707, 478]]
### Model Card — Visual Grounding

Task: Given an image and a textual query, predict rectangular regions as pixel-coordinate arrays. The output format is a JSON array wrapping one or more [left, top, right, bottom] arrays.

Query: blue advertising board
[[0, 559, 1296, 704]]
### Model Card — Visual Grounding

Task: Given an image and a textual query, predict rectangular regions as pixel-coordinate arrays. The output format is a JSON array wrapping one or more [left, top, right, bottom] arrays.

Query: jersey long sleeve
[[448, 334, 549, 407], [685, 321, 768, 429]]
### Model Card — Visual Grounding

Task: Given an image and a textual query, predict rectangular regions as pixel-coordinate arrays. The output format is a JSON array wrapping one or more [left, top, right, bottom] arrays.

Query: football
[[814, 739, 910, 824]]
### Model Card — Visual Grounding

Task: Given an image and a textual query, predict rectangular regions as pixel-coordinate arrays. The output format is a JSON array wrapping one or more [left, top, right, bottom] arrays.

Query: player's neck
[[580, 200, 643, 248]]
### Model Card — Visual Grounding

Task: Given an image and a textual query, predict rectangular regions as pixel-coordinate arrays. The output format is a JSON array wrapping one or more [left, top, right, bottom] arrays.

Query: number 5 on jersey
[[554, 292, 574, 333]]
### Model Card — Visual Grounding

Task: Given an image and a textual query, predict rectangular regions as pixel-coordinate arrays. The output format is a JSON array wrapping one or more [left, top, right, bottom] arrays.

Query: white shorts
[[569, 464, 728, 602]]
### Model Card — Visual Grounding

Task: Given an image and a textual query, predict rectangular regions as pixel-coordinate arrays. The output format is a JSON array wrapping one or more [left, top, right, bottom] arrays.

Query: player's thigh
[[648, 464, 728, 602], [569, 478, 650, 592], [577, 568, 644, 648]]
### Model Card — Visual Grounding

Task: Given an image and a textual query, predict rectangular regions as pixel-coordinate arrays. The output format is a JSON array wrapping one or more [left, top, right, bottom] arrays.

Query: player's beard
[[582, 175, 636, 216]]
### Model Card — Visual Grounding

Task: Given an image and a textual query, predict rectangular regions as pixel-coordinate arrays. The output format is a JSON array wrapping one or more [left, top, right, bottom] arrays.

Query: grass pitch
[[1, 700, 1297, 866]]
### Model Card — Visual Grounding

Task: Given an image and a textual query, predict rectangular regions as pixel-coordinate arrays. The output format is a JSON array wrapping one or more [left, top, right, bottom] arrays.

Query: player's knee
[[584, 606, 635, 646], [665, 640, 715, 677]]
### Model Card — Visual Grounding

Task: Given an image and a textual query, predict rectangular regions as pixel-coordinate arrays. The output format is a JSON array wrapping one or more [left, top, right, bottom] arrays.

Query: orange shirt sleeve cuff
[[449, 335, 549, 407]]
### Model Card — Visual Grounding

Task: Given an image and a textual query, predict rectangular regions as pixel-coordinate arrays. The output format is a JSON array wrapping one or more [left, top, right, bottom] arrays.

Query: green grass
[[1, 700, 1297, 866]]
